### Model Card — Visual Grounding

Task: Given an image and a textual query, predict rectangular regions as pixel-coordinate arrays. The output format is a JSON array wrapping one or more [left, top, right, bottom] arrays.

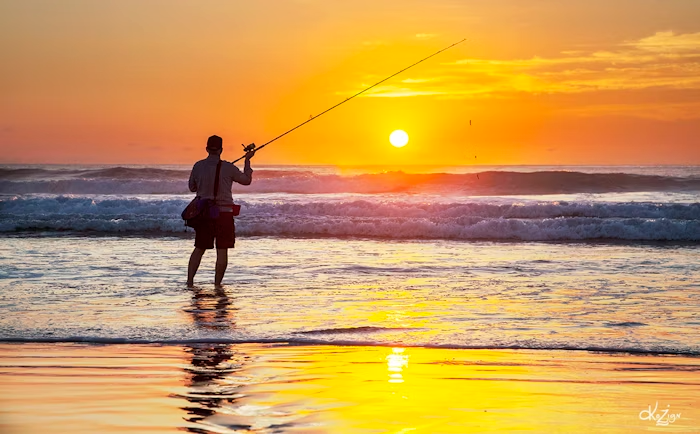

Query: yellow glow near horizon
[[389, 130, 409, 148], [1, 2, 700, 164]]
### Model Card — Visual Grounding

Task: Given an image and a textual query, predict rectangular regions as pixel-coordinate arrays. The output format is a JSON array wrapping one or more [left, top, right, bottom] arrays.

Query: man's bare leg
[[187, 247, 206, 286], [215, 248, 228, 287]]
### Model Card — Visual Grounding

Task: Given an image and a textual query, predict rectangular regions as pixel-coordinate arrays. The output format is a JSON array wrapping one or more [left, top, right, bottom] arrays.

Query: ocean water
[[0, 164, 699, 355]]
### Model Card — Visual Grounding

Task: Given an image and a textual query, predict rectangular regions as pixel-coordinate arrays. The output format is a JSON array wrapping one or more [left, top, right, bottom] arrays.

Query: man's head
[[206, 135, 223, 155]]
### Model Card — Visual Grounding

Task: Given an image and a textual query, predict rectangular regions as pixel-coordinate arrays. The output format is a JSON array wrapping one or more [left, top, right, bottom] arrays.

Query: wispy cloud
[[356, 31, 700, 99], [628, 31, 700, 53], [363, 87, 446, 98], [362, 40, 388, 47], [558, 101, 700, 121], [400, 78, 434, 84], [348, 32, 700, 118], [415, 33, 438, 40]]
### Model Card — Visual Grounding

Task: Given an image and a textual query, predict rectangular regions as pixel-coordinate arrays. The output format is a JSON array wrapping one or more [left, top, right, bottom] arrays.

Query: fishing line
[[232, 38, 466, 163]]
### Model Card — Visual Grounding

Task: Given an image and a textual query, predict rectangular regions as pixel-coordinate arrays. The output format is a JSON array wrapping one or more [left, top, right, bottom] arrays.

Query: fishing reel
[[241, 143, 256, 153]]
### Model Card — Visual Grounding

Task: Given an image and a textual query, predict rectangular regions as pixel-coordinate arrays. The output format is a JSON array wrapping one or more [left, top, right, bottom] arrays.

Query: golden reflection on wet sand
[[0, 342, 698, 433], [178, 286, 246, 431], [387, 347, 409, 384], [2, 276, 698, 433]]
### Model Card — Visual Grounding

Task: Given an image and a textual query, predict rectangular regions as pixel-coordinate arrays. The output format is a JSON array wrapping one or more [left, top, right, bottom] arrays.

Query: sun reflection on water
[[386, 347, 409, 384]]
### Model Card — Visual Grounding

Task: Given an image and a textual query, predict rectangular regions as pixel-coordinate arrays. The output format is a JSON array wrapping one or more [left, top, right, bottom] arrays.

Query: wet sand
[[0, 343, 697, 433]]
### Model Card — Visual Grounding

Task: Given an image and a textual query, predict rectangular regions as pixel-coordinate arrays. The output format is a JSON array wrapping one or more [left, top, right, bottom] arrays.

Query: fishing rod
[[233, 38, 466, 163]]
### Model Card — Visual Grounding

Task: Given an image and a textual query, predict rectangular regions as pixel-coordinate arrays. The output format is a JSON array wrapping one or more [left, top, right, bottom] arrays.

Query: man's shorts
[[194, 212, 235, 249]]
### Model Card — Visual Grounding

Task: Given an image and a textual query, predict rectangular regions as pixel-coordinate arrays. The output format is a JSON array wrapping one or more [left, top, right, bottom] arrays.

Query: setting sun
[[389, 130, 409, 148]]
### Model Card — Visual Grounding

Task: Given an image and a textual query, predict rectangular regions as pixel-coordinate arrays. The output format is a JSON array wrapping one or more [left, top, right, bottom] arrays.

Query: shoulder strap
[[213, 160, 222, 199]]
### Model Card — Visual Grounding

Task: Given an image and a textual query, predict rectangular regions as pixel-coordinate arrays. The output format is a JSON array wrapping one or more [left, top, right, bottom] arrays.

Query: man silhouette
[[187, 135, 255, 286]]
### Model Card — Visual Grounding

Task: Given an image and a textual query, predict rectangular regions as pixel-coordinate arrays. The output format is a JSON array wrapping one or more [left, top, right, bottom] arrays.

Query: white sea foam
[[1, 196, 698, 240]]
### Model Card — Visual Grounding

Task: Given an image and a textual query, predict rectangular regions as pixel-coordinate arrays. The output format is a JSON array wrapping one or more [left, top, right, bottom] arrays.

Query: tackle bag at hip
[[182, 160, 223, 228], [181, 197, 217, 228]]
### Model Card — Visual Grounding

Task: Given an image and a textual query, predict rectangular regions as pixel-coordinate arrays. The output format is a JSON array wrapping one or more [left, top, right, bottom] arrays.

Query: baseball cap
[[206, 135, 223, 150]]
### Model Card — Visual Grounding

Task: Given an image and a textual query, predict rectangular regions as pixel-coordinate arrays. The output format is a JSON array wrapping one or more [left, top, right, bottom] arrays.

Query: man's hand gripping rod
[[233, 38, 466, 163]]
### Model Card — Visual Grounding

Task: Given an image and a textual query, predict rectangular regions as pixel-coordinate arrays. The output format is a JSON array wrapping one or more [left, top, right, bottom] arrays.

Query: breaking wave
[[1, 196, 698, 241]]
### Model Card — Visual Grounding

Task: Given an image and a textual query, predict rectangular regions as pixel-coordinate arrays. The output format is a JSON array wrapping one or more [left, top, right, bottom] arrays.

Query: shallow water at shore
[[1, 236, 698, 354]]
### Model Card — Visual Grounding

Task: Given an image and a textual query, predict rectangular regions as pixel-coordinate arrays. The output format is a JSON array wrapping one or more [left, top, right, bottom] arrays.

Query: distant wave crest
[[1, 168, 700, 195]]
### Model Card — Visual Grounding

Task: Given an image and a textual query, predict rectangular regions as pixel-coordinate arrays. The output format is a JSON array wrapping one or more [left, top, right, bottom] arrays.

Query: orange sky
[[1, 0, 699, 165]]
